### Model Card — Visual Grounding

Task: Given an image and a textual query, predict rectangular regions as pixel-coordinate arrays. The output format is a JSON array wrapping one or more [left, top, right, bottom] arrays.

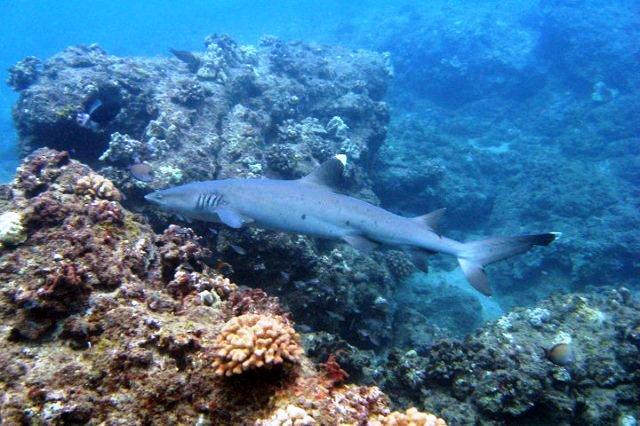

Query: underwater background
[[0, 0, 638, 424]]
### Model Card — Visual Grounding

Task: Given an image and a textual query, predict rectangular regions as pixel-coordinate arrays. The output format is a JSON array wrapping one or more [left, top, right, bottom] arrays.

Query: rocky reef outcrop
[[307, 287, 640, 425], [0, 148, 446, 425], [7, 35, 407, 350], [336, 0, 640, 305]]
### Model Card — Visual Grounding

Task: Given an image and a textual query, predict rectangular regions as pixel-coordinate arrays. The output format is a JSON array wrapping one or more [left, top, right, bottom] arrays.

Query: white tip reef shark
[[145, 155, 558, 295]]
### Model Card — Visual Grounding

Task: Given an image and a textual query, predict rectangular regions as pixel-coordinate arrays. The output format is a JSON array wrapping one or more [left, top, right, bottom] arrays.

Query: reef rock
[[0, 149, 442, 424], [372, 289, 640, 425], [8, 35, 402, 349]]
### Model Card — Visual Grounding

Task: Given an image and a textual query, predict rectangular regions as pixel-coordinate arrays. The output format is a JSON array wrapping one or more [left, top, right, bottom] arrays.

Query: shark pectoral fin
[[412, 208, 446, 233], [176, 214, 192, 223], [406, 248, 436, 272], [342, 235, 378, 253], [215, 207, 251, 229], [300, 155, 347, 191], [458, 258, 492, 296]]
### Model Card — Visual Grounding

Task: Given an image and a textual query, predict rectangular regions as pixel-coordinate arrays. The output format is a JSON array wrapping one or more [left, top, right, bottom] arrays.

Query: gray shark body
[[146, 156, 556, 295]]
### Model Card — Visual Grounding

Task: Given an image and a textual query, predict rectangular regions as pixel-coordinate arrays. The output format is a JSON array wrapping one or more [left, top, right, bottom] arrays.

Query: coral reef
[[8, 34, 400, 350], [211, 313, 303, 376], [6, 56, 42, 91], [0, 150, 437, 424], [317, 288, 639, 425], [338, 0, 640, 305]]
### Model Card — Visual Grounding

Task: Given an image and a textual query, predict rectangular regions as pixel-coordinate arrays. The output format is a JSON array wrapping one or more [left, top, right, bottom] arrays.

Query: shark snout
[[144, 191, 162, 204]]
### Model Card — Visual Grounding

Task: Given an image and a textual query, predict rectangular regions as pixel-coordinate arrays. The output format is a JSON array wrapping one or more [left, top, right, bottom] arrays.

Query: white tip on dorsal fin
[[412, 208, 446, 232], [300, 155, 347, 190]]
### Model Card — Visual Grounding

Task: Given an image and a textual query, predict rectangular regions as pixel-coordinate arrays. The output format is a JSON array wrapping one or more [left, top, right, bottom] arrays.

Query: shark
[[145, 155, 557, 295]]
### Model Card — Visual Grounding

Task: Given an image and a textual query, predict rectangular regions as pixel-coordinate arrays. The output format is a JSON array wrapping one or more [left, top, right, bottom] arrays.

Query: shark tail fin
[[457, 233, 558, 296]]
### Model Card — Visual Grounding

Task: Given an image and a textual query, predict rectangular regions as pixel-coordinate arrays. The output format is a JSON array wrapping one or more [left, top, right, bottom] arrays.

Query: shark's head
[[144, 184, 202, 217]]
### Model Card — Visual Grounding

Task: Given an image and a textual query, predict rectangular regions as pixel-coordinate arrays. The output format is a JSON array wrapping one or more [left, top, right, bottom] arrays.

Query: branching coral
[[0, 211, 27, 249], [75, 173, 121, 201], [211, 313, 303, 376], [370, 408, 447, 426]]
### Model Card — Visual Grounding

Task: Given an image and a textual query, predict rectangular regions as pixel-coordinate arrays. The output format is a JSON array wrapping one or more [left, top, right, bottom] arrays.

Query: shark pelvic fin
[[412, 208, 446, 232], [300, 155, 347, 190], [215, 207, 251, 229], [342, 234, 378, 253]]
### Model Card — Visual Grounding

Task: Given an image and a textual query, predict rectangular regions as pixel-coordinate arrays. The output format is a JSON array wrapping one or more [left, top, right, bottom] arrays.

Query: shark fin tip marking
[[335, 154, 347, 166]]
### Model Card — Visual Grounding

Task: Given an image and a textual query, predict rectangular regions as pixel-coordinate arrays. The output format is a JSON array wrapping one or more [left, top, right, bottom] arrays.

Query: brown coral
[[370, 408, 447, 426], [211, 313, 303, 376], [75, 173, 121, 201]]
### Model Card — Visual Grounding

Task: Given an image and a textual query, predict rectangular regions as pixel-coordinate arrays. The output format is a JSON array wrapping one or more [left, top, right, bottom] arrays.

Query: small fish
[[279, 271, 291, 282], [544, 343, 574, 366], [170, 48, 201, 73], [87, 98, 103, 115], [214, 260, 233, 275], [76, 112, 98, 131], [229, 244, 246, 255], [174, 214, 192, 223], [129, 163, 153, 182], [76, 98, 104, 131], [208, 227, 218, 235]]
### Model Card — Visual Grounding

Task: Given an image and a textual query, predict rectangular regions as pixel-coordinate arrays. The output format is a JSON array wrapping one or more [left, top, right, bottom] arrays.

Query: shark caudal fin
[[457, 233, 558, 296]]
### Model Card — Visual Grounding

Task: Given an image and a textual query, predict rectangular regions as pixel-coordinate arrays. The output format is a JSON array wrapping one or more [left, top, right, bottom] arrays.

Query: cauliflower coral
[[76, 173, 121, 201], [0, 211, 27, 249], [255, 405, 316, 425], [370, 408, 447, 426], [211, 313, 303, 376]]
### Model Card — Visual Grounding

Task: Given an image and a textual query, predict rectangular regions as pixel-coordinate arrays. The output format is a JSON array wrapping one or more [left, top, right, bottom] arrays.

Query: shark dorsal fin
[[412, 208, 446, 232], [300, 155, 347, 190]]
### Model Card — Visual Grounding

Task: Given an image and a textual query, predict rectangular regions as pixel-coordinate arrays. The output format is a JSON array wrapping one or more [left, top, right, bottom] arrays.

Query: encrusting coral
[[0, 211, 27, 249], [211, 313, 303, 376]]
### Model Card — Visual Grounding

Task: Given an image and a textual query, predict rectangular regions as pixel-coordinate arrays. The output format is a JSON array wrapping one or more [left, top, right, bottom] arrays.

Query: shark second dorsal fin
[[412, 208, 446, 233], [300, 155, 347, 190]]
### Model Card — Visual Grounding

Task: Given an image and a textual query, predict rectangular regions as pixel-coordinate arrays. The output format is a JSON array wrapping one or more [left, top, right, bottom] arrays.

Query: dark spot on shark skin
[[301, 214, 307, 220]]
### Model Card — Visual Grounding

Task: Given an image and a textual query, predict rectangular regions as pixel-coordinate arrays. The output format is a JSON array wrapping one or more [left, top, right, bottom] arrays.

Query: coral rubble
[[0, 150, 441, 424]]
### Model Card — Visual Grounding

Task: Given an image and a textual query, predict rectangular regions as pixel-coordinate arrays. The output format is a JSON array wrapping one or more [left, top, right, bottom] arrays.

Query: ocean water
[[1, 0, 639, 423]]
